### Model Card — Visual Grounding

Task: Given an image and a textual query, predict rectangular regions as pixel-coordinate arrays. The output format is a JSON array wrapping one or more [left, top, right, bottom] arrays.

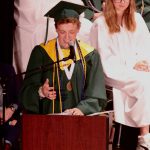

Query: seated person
[[90, 0, 150, 149], [0, 63, 21, 150], [19, 1, 107, 115]]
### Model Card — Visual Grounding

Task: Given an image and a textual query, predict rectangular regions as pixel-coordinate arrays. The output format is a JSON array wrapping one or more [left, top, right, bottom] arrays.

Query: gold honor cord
[[56, 63, 62, 113], [82, 57, 87, 80], [52, 64, 55, 113], [52, 63, 72, 113]]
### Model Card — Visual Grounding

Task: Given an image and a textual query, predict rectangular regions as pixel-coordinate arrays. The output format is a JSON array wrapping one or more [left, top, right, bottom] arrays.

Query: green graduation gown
[[19, 38, 107, 115]]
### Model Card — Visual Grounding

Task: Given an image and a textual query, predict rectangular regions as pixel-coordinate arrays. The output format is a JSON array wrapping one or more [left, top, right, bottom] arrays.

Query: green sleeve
[[19, 46, 49, 113], [76, 50, 107, 115]]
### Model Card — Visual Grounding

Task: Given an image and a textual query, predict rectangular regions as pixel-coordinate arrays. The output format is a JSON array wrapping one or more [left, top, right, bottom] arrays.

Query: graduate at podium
[[19, 1, 107, 115]]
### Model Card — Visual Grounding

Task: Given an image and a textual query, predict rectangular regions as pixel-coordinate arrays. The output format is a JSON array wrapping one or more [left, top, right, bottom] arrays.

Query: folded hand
[[133, 60, 150, 72]]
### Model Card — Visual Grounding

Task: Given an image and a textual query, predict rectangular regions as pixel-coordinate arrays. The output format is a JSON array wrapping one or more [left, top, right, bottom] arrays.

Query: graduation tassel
[[44, 16, 49, 45], [52, 64, 56, 113], [56, 63, 62, 113]]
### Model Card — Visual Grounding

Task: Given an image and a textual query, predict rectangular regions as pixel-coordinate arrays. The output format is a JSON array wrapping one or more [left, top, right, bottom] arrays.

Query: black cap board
[[44, 1, 87, 21]]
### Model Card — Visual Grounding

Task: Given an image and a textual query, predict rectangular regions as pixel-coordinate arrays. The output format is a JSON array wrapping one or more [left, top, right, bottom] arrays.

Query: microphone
[[69, 41, 76, 62]]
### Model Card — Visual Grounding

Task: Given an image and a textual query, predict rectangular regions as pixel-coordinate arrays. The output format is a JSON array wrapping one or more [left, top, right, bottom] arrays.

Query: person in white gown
[[13, 0, 92, 74], [90, 0, 150, 149]]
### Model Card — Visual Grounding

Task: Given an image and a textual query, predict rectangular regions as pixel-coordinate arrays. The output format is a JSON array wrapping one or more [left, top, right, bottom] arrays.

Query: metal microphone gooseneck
[[69, 41, 76, 62]]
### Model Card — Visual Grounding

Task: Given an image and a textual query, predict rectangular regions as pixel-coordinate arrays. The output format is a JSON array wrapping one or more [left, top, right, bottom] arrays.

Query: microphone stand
[[17, 55, 73, 77], [0, 77, 7, 125], [2, 84, 6, 126], [0, 76, 7, 149]]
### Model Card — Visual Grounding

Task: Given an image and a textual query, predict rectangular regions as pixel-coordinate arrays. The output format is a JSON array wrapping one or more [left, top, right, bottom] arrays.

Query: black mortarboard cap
[[44, 1, 87, 22]]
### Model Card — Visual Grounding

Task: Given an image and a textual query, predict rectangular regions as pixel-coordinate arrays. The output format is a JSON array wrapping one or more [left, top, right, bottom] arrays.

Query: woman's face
[[56, 23, 79, 49], [113, 0, 130, 14]]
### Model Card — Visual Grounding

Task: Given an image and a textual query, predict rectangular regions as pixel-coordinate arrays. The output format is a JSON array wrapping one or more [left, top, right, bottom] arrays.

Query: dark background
[[0, 0, 15, 64]]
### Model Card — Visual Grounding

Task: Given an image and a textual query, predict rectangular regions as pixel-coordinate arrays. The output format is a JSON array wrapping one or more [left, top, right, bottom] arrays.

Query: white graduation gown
[[90, 12, 150, 127]]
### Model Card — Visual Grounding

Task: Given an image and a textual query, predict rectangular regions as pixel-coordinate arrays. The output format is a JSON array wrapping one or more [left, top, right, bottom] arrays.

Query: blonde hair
[[104, 0, 136, 33]]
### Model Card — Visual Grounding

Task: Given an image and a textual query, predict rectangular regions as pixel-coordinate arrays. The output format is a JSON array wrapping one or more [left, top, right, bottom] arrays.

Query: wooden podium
[[22, 114, 109, 150]]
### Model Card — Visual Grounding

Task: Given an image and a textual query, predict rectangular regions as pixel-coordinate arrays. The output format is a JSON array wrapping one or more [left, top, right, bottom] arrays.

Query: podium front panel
[[22, 114, 109, 150]]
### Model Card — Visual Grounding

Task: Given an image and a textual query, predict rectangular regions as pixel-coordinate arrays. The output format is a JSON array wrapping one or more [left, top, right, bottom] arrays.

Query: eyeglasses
[[113, 0, 129, 3]]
